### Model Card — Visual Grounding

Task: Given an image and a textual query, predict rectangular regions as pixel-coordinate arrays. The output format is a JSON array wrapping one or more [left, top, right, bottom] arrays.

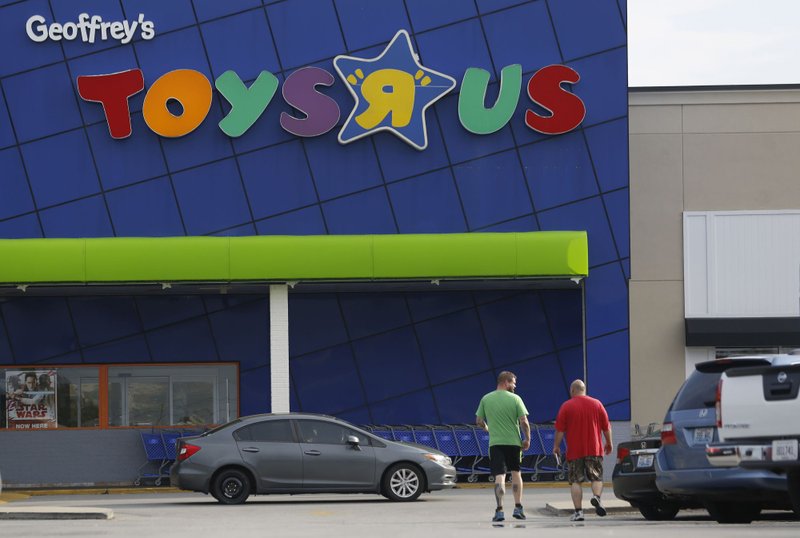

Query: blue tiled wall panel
[[587, 330, 630, 420], [548, 0, 626, 61], [51, 0, 125, 59], [339, 293, 410, 340], [335, 0, 410, 52], [171, 158, 250, 235], [0, 148, 35, 220], [4, 64, 83, 143], [585, 263, 628, 338], [0, 1, 629, 422], [322, 187, 397, 234], [520, 132, 599, 211], [201, 10, 280, 82], [0, 321, 14, 362], [240, 365, 270, 417], [238, 140, 318, 220], [291, 344, 365, 413], [479, 293, 555, 366], [69, 297, 140, 347], [405, 0, 477, 33], [387, 169, 467, 233], [21, 130, 100, 208], [0, 0, 64, 78], [146, 317, 219, 362], [81, 335, 151, 363], [266, 0, 346, 70], [454, 151, 532, 230], [415, 309, 492, 385], [106, 178, 185, 236], [289, 294, 349, 356], [87, 116, 167, 189], [1, 298, 78, 362], [39, 195, 114, 238], [368, 389, 438, 424], [193, 0, 262, 23], [510, 354, 570, 422], [255, 206, 328, 235], [415, 19, 494, 89], [433, 372, 494, 423], [352, 327, 428, 402]]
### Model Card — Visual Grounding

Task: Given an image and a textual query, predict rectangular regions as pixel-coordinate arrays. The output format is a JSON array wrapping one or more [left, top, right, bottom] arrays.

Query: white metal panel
[[684, 211, 800, 317]]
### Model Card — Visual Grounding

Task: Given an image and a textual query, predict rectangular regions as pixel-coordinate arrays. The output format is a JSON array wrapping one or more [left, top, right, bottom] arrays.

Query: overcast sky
[[628, 0, 800, 87]]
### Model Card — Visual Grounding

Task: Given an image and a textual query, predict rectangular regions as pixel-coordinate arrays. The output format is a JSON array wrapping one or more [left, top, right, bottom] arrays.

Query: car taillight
[[661, 422, 677, 445], [715, 378, 723, 428], [178, 443, 201, 461], [616, 446, 630, 464]]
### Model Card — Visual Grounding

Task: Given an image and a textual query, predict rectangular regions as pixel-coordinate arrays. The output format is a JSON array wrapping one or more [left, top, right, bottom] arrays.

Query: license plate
[[772, 439, 799, 462], [636, 454, 654, 468], [693, 427, 714, 444]]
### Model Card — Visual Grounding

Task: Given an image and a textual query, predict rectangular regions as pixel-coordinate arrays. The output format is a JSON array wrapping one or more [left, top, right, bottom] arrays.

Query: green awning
[[0, 232, 588, 284]]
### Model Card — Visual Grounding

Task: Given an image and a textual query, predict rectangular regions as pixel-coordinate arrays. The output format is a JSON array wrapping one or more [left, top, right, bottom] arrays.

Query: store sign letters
[[26, 13, 155, 44], [77, 30, 585, 150]]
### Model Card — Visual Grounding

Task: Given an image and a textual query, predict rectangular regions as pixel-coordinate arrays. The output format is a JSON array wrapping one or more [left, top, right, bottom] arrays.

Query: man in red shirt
[[553, 379, 612, 522]]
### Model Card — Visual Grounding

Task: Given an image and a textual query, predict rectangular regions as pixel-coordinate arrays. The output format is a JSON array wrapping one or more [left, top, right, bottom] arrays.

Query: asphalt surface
[[0, 487, 797, 537]]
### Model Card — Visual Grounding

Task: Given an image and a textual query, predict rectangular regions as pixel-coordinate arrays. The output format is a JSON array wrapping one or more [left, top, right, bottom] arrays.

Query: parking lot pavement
[[0, 488, 797, 537]]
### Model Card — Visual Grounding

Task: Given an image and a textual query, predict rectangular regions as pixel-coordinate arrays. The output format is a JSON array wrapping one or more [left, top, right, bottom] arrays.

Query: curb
[[0, 506, 114, 520], [4, 487, 182, 498], [544, 500, 636, 516]]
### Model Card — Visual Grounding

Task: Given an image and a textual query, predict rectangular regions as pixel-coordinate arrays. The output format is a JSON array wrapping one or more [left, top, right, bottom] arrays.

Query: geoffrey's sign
[[76, 30, 585, 150]]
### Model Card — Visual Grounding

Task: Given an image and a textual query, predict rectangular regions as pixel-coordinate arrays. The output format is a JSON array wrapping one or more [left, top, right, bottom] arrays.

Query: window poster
[[5, 370, 57, 429]]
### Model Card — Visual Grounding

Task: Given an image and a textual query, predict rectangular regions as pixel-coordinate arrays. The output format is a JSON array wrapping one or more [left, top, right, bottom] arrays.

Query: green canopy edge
[[0, 232, 588, 284]]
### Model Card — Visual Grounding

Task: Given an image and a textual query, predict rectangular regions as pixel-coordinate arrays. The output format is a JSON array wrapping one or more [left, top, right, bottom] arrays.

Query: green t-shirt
[[475, 390, 529, 447]]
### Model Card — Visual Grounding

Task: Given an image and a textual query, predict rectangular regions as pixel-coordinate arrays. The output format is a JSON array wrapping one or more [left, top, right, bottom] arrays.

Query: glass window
[[296, 420, 366, 445], [2, 367, 98, 429], [109, 364, 237, 427], [1, 363, 236, 430], [672, 370, 720, 411], [235, 420, 295, 443]]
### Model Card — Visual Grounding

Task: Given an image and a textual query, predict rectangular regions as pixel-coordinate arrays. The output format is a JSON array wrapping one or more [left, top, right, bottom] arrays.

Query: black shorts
[[489, 445, 522, 475]]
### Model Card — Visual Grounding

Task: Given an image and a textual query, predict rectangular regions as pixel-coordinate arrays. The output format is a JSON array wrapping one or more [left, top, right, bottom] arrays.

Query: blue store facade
[[0, 0, 628, 486]]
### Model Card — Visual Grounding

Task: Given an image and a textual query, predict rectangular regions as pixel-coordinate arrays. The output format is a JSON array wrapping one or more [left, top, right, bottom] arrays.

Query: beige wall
[[628, 88, 800, 427]]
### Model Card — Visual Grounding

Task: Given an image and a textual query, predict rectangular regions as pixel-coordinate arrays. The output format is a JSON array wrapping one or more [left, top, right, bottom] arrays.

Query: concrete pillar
[[269, 284, 290, 413]]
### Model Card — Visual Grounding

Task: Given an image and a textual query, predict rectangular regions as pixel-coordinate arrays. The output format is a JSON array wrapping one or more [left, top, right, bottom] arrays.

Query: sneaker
[[492, 510, 505, 522], [591, 495, 607, 517], [569, 510, 584, 522], [512, 506, 526, 520]]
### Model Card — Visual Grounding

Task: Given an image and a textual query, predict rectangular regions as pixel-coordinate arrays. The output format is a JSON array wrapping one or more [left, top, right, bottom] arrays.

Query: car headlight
[[423, 453, 452, 466]]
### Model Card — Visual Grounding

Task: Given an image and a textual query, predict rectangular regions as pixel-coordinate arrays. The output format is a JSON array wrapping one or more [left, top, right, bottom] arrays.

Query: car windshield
[[671, 370, 720, 411]]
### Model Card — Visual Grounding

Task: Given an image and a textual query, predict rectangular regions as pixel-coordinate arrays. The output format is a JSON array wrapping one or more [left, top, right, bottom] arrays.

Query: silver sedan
[[171, 413, 456, 504]]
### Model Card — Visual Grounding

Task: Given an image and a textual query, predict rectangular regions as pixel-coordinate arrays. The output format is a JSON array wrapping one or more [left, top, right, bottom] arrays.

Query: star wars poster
[[5, 370, 57, 429]]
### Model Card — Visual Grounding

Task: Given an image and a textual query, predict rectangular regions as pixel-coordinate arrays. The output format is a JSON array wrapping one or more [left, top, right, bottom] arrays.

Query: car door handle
[[304, 450, 321, 456], [241, 447, 260, 453]]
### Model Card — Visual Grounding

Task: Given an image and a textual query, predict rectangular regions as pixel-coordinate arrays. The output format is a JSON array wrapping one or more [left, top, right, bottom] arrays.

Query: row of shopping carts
[[135, 430, 204, 486], [361, 424, 567, 483]]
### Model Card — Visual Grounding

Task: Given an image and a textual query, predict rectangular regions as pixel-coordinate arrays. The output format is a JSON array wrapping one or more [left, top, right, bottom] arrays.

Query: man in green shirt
[[476, 371, 531, 522]]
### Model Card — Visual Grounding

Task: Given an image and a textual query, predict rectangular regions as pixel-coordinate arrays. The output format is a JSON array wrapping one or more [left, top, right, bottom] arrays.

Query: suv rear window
[[671, 370, 720, 411]]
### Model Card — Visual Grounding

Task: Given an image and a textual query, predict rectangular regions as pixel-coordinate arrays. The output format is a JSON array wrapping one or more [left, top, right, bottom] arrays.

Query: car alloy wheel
[[383, 463, 424, 502]]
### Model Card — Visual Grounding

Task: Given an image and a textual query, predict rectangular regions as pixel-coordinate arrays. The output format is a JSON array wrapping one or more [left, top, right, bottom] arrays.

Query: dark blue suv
[[655, 358, 791, 524]]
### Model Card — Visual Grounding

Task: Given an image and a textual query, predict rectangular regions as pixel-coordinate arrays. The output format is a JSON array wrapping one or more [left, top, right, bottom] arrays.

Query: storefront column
[[269, 284, 290, 412]]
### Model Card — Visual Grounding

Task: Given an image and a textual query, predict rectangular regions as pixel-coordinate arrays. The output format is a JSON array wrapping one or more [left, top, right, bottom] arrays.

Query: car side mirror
[[347, 435, 361, 450]]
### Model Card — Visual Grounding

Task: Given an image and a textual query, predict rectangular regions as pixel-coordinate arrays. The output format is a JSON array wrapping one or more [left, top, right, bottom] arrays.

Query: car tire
[[705, 501, 761, 524], [638, 502, 680, 521], [382, 463, 425, 502], [788, 470, 800, 518], [212, 469, 251, 505]]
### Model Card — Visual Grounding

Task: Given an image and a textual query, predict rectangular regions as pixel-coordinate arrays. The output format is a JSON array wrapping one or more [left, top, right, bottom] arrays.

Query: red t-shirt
[[555, 395, 609, 461]]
